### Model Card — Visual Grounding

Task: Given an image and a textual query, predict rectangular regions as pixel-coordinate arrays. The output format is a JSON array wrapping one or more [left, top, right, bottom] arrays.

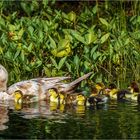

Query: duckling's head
[[14, 90, 23, 104], [48, 88, 58, 98], [76, 94, 86, 105], [106, 83, 118, 96], [108, 83, 117, 89], [0, 65, 8, 92], [95, 82, 105, 91], [48, 88, 60, 103], [129, 81, 139, 93], [91, 86, 98, 95]]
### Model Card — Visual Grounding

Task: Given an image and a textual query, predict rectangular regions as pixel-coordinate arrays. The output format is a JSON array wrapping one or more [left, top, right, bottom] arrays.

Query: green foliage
[[0, 1, 140, 87]]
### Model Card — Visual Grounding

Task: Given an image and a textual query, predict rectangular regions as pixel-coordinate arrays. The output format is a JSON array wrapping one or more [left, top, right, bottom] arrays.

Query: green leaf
[[100, 33, 110, 44], [28, 43, 33, 52], [44, 66, 51, 77], [66, 62, 72, 72], [90, 45, 98, 57], [85, 30, 97, 45], [14, 50, 20, 60], [93, 51, 101, 60], [0, 16, 5, 28], [57, 39, 69, 51], [38, 30, 43, 43], [28, 26, 34, 36], [50, 57, 58, 69], [67, 11, 76, 22], [9, 24, 16, 31], [58, 56, 67, 70], [70, 30, 86, 44], [49, 35, 56, 49], [21, 50, 25, 62], [99, 18, 109, 28], [74, 55, 80, 69], [36, 60, 42, 67], [51, 39, 71, 57], [92, 5, 98, 14], [18, 28, 24, 39]]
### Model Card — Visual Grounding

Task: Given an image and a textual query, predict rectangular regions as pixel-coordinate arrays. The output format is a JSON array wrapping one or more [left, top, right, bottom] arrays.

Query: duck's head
[[14, 90, 23, 104], [76, 94, 86, 106], [129, 81, 139, 93], [0, 65, 8, 92]]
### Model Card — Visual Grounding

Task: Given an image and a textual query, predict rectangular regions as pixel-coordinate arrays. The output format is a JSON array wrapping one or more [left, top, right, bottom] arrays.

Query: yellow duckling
[[49, 88, 59, 103], [128, 81, 140, 102], [106, 83, 118, 99], [107, 82, 139, 102], [49, 102, 58, 111], [76, 93, 86, 106], [95, 82, 105, 94], [48, 88, 65, 104], [49, 88, 65, 112], [14, 90, 23, 104]]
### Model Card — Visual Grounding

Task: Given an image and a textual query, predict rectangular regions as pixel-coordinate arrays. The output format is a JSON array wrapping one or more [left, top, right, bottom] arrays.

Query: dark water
[[0, 100, 140, 139]]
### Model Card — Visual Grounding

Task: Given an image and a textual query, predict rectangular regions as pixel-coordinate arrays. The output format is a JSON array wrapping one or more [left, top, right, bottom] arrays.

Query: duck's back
[[7, 77, 70, 98]]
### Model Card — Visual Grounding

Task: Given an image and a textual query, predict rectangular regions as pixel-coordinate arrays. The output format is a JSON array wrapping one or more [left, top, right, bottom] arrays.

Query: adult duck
[[0, 64, 92, 103], [7, 72, 92, 103]]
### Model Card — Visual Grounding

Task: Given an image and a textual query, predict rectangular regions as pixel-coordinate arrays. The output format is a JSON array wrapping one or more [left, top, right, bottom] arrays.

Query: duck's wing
[[56, 72, 93, 93], [7, 76, 71, 95], [30, 77, 71, 83], [7, 80, 56, 97]]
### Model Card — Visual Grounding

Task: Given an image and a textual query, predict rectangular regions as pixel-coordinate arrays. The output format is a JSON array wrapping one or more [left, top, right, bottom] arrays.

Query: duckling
[[48, 88, 66, 105], [106, 83, 131, 101], [75, 93, 86, 106], [113, 82, 140, 102], [128, 81, 140, 103], [49, 88, 66, 112], [48, 88, 59, 103], [14, 90, 23, 104], [105, 83, 119, 99], [88, 83, 109, 106], [95, 82, 105, 94]]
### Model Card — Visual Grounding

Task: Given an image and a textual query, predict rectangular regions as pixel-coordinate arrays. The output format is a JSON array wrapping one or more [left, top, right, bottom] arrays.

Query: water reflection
[[0, 100, 140, 139]]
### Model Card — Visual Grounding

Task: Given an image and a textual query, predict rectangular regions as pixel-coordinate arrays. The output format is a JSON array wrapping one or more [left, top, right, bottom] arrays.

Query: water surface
[[0, 100, 140, 139]]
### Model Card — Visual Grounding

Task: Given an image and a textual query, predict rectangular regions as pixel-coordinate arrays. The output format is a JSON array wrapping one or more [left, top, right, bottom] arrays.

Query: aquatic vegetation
[[0, 1, 140, 89]]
